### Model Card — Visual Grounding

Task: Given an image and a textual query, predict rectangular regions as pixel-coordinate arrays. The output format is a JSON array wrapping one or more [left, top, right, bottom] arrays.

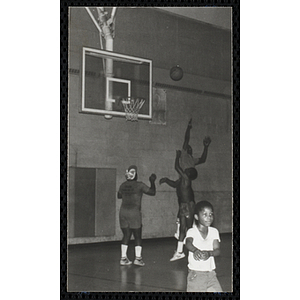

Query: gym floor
[[67, 233, 232, 292]]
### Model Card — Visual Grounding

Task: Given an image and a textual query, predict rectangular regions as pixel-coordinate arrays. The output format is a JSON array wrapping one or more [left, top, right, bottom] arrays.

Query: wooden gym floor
[[67, 233, 232, 292]]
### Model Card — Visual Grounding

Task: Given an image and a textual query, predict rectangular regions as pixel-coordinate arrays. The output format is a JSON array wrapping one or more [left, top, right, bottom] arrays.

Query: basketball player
[[118, 165, 157, 266], [174, 119, 211, 240], [180, 118, 211, 171], [160, 150, 198, 261]]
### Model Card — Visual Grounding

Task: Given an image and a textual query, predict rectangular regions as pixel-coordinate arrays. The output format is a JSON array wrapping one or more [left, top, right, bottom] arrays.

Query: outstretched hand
[[149, 173, 157, 182], [203, 136, 211, 147], [159, 178, 167, 185]]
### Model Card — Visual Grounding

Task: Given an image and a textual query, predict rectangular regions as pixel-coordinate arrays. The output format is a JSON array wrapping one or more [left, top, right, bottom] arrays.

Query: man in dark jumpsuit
[[118, 165, 156, 266]]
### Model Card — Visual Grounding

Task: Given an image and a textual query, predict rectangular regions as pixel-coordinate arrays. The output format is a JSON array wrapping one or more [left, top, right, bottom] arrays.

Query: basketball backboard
[[81, 47, 152, 120]]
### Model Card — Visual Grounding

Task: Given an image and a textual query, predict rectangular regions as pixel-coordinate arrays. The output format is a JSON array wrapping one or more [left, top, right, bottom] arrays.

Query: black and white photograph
[[4, 1, 300, 299], [67, 6, 234, 293]]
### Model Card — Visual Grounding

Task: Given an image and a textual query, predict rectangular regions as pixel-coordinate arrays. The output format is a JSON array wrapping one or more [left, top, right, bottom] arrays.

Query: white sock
[[121, 244, 128, 258], [177, 241, 184, 253], [135, 246, 142, 258]]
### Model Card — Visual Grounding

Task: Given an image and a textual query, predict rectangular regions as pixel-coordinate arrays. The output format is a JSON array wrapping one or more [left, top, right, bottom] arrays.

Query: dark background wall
[[68, 7, 232, 244]]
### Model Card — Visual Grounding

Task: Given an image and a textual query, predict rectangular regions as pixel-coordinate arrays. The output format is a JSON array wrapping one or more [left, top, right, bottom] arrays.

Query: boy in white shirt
[[184, 200, 222, 292]]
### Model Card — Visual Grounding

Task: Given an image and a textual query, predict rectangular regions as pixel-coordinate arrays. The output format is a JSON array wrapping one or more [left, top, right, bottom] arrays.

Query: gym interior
[[68, 7, 233, 292]]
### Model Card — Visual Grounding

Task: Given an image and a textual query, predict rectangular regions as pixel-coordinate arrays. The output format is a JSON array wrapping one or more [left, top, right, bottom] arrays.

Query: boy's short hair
[[194, 200, 214, 215], [185, 167, 198, 181]]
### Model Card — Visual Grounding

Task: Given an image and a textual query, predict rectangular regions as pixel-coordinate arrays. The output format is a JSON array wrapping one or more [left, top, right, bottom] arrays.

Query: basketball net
[[122, 98, 145, 122]]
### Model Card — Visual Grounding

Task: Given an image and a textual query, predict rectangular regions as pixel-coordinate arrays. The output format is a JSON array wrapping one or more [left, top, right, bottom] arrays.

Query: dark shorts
[[119, 207, 142, 229], [179, 202, 195, 219]]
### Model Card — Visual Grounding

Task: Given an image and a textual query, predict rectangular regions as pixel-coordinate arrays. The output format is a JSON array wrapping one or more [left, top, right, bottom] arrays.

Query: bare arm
[[194, 136, 211, 165], [159, 177, 178, 188], [209, 239, 221, 257], [201, 239, 221, 260], [175, 150, 185, 177], [185, 237, 203, 261], [185, 237, 198, 253], [186, 237, 220, 261], [182, 118, 192, 150], [144, 173, 156, 196]]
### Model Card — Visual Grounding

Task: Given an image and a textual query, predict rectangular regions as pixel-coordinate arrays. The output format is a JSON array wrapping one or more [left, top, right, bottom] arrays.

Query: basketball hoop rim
[[121, 98, 145, 121]]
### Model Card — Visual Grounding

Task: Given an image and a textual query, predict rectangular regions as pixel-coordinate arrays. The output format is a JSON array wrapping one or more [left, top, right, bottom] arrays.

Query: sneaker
[[170, 251, 185, 261], [134, 257, 145, 266], [120, 257, 132, 266]]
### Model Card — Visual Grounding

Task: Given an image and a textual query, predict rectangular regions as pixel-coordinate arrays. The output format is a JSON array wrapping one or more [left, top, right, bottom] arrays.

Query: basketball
[[170, 65, 183, 81]]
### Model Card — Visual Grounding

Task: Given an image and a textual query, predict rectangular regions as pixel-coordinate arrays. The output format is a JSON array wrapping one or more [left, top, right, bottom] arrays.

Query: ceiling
[[155, 7, 231, 31]]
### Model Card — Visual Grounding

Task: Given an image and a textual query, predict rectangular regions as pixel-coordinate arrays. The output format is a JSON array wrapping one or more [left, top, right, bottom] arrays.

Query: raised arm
[[175, 150, 185, 177], [159, 177, 178, 188], [144, 173, 156, 196], [194, 136, 211, 165], [182, 118, 192, 150]]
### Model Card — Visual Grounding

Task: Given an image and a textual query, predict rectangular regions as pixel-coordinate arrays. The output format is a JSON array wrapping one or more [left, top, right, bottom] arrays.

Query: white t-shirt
[[185, 225, 220, 271]]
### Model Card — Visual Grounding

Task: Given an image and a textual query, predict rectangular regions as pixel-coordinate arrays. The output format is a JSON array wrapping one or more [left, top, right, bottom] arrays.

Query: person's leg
[[120, 210, 132, 254], [186, 270, 207, 292], [186, 212, 193, 230], [121, 227, 133, 245], [132, 227, 142, 246], [177, 215, 187, 251], [178, 215, 187, 242], [174, 209, 180, 239], [206, 271, 223, 292], [170, 216, 186, 261], [186, 202, 195, 229], [132, 227, 145, 266], [120, 227, 133, 265]]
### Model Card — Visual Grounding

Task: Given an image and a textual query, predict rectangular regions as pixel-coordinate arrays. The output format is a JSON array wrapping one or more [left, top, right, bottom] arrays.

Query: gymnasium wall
[[68, 7, 232, 244]]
